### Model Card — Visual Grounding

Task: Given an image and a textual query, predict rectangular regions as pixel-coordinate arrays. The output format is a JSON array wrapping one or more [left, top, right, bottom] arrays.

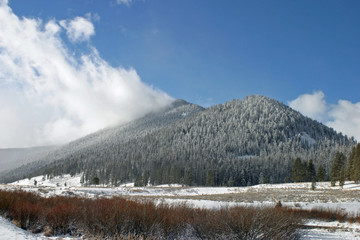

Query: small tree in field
[[311, 180, 316, 190], [92, 177, 100, 185], [134, 173, 143, 187], [330, 152, 346, 187]]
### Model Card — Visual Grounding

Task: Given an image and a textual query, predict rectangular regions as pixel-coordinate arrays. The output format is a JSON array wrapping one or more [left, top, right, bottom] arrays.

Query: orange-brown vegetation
[[4, 190, 345, 239]]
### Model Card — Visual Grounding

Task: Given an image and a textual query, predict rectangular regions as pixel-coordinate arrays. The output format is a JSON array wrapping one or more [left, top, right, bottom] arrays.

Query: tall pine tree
[[330, 152, 346, 186]]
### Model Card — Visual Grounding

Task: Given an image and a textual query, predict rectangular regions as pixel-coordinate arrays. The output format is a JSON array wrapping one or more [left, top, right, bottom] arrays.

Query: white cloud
[[59, 16, 95, 42], [288, 91, 327, 121], [289, 92, 360, 141], [326, 100, 360, 141], [0, 2, 173, 148], [116, 0, 133, 6], [85, 12, 100, 22]]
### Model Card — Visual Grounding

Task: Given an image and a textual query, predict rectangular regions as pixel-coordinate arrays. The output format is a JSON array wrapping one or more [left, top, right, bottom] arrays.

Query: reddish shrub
[[11, 201, 43, 230], [0, 190, 303, 239], [45, 202, 81, 235]]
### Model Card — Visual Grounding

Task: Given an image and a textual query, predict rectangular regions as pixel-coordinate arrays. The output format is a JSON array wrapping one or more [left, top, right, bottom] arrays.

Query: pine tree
[[317, 164, 326, 182], [339, 168, 345, 188], [307, 159, 317, 182], [330, 152, 346, 186], [183, 168, 192, 186], [353, 144, 360, 183], [134, 173, 143, 187], [292, 158, 303, 182], [206, 170, 214, 186], [300, 161, 307, 182], [92, 176, 100, 185], [143, 171, 149, 186], [346, 147, 355, 180]]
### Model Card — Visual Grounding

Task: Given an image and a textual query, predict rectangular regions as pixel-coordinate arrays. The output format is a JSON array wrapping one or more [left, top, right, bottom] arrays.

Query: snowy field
[[2, 174, 360, 239]]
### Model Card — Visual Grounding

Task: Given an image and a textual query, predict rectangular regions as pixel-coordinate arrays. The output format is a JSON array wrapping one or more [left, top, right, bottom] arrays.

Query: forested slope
[[1, 95, 355, 186], [1, 99, 203, 183]]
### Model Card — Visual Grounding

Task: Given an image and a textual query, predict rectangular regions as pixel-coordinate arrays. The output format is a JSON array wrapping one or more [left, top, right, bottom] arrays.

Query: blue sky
[[1, 0, 360, 147], [10, 0, 360, 105]]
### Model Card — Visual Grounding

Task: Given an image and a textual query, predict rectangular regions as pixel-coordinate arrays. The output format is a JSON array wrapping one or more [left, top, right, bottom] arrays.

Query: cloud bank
[[287, 91, 326, 121], [289, 91, 360, 141], [0, 1, 173, 148]]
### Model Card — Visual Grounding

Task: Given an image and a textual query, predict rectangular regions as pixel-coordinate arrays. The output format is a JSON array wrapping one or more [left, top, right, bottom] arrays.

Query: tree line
[[290, 143, 360, 188]]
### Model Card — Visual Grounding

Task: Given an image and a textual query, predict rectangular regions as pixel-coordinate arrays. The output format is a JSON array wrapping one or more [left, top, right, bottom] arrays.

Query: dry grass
[[148, 187, 360, 204]]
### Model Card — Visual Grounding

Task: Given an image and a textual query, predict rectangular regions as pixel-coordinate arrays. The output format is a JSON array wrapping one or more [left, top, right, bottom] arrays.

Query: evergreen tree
[[300, 161, 307, 182], [352, 144, 360, 183], [134, 173, 143, 187], [92, 176, 100, 185], [183, 168, 192, 186], [339, 168, 345, 188], [170, 166, 180, 184], [330, 152, 346, 186], [143, 171, 149, 186], [291, 158, 303, 182], [346, 146, 355, 180], [307, 159, 317, 182], [206, 170, 214, 186], [317, 164, 326, 182]]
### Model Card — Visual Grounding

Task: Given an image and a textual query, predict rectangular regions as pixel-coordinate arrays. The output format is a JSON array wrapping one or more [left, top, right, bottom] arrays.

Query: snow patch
[[10, 174, 83, 188], [298, 132, 316, 146]]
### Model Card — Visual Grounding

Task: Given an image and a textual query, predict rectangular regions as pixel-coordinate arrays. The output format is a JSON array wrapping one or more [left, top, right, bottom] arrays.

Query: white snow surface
[[0, 216, 46, 240], [10, 174, 83, 187], [299, 132, 317, 146], [300, 220, 360, 239]]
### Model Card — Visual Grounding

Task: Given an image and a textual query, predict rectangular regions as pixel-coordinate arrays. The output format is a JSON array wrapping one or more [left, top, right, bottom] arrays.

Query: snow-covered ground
[[300, 219, 360, 239], [2, 174, 360, 239], [9, 174, 83, 188], [0, 216, 46, 240]]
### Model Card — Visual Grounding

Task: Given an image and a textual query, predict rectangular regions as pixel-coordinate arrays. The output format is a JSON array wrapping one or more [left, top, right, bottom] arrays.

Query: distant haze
[[0, 1, 173, 148]]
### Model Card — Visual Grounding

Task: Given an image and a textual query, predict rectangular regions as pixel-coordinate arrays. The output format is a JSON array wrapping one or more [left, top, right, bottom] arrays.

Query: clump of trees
[[291, 158, 317, 182], [329, 144, 360, 187], [346, 143, 360, 183], [330, 152, 346, 187], [290, 143, 360, 188]]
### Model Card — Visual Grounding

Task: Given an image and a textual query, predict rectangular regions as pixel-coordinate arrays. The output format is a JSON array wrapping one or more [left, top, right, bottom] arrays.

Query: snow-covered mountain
[[0, 99, 204, 183], [0, 95, 355, 185]]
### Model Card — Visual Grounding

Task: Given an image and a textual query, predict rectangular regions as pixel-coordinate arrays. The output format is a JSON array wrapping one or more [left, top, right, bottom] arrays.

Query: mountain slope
[[2, 95, 355, 186], [0, 99, 204, 183]]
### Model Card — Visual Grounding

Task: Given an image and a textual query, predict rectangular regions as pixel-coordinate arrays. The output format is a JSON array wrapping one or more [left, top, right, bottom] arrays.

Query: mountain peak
[[242, 94, 275, 103], [171, 99, 191, 108]]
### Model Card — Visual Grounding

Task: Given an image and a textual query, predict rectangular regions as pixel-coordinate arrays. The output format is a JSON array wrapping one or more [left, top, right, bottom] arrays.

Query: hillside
[[1, 95, 355, 186], [0, 99, 203, 183]]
